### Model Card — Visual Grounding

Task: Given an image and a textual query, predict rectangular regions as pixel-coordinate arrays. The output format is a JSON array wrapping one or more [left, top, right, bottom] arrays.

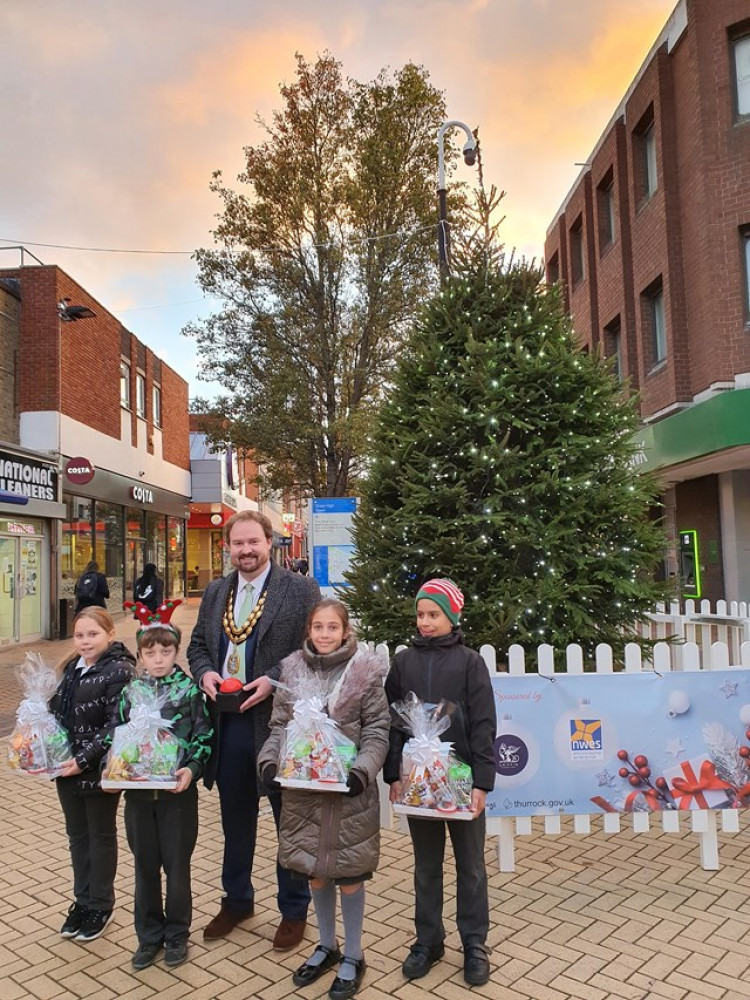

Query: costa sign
[[130, 485, 154, 504], [65, 456, 95, 485]]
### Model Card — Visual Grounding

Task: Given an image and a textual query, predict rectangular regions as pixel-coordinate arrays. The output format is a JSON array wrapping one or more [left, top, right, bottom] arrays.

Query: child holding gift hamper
[[49, 608, 136, 943], [116, 601, 213, 970], [258, 599, 389, 1000], [384, 579, 497, 987]]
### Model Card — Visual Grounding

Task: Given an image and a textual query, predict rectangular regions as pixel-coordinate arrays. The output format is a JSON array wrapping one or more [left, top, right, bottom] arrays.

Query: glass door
[[0, 535, 42, 644], [0, 537, 15, 645]]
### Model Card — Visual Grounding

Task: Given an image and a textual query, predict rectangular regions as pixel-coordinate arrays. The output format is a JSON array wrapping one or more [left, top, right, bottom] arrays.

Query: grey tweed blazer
[[187, 562, 321, 787]]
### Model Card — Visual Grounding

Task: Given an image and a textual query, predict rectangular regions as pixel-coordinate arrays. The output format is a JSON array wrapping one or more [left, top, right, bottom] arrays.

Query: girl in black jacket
[[49, 607, 135, 944]]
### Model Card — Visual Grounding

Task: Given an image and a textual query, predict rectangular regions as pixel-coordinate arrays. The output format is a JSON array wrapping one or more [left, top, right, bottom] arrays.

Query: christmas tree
[[344, 249, 667, 657]]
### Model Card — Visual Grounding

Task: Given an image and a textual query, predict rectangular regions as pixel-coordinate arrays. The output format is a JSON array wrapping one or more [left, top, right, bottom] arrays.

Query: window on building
[[152, 384, 162, 427], [136, 372, 146, 418], [634, 107, 657, 204], [603, 316, 622, 380], [597, 171, 616, 250], [733, 33, 750, 116], [742, 227, 750, 318], [642, 279, 666, 368], [120, 361, 131, 409], [546, 252, 560, 285], [570, 216, 584, 286]]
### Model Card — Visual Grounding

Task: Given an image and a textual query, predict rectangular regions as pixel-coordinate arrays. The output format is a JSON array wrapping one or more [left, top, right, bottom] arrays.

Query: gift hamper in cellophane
[[392, 692, 475, 819], [101, 679, 181, 789], [7, 653, 71, 778], [276, 675, 357, 792]]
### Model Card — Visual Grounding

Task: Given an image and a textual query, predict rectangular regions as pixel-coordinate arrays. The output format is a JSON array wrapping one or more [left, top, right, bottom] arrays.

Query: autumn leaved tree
[[186, 53, 455, 497]]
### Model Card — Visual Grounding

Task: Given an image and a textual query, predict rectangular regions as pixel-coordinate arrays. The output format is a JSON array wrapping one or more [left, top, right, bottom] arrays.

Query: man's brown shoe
[[203, 904, 254, 940], [272, 917, 306, 950]]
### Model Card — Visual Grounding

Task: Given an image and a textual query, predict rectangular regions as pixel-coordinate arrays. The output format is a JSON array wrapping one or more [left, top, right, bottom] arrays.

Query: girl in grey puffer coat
[[258, 599, 389, 999]]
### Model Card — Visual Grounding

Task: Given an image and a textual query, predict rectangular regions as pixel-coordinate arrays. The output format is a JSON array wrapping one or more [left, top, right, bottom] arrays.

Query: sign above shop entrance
[[0, 450, 58, 504], [130, 485, 154, 504], [65, 456, 95, 485]]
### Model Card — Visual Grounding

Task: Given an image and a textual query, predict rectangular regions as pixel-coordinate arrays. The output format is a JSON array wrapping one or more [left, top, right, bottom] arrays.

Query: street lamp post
[[437, 119, 477, 281]]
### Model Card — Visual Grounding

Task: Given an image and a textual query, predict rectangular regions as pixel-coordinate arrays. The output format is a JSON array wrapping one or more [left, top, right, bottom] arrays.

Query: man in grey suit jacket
[[188, 510, 320, 949]]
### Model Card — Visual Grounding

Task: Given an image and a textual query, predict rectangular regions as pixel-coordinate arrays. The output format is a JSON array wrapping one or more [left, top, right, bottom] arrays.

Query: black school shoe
[[131, 942, 163, 970], [329, 956, 366, 999], [464, 945, 490, 986], [402, 942, 445, 979], [164, 939, 188, 968], [292, 944, 342, 986], [60, 903, 88, 938]]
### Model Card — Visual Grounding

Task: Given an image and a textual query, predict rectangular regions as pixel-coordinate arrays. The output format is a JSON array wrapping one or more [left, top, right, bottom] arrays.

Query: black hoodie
[[383, 629, 497, 792]]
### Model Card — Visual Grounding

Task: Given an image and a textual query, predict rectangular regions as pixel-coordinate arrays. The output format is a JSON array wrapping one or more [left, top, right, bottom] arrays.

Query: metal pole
[[436, 120, 477, 283], [438, 187, 449, 281]]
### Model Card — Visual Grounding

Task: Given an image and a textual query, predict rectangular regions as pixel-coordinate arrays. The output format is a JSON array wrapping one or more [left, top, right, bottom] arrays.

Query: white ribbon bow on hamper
[[406, 734, 452, 777], [17, 698, 56, 732]]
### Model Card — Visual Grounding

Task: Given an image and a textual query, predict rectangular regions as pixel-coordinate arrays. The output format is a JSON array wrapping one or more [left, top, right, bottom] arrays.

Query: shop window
[[569, 216, 584, 286], [61, 496, 93, 599], [153, 384, 162, 427], [120, 361, 131, 409], [732, 32, 750, 117], [146, 511, 167, 575], [96, 502, 124, 610], [136, 372, 146, 418], [167, 516, 186, 598], [597, 170, 616, 250]]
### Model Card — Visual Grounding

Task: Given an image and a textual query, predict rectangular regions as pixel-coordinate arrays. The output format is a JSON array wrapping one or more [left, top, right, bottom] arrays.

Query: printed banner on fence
[[486, 669, 750, 817]]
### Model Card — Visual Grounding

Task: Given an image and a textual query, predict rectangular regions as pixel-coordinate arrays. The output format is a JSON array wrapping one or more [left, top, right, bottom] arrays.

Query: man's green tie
[[229, 582, 254, 683]]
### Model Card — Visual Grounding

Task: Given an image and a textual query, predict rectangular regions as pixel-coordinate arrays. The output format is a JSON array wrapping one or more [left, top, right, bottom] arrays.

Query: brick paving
[[2, 602, 750, 999]]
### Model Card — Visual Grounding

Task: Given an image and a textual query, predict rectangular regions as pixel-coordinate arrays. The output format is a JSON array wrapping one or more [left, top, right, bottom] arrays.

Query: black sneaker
[[402, 942, 445, 979], [463, 945, 490, 986], [164, 939, 188, 968], [75, 909, 113, 942], [60, 903, 88, 938], [132, 942, 162, 970]]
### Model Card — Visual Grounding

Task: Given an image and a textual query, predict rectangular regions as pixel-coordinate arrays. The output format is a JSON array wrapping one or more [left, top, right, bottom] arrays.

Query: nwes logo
[[569, 719, 603, 760]]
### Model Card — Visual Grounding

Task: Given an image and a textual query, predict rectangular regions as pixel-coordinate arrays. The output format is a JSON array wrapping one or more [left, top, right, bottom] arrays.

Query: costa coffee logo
[[65, 456, 95, 485], [130, 485, 154, 504]]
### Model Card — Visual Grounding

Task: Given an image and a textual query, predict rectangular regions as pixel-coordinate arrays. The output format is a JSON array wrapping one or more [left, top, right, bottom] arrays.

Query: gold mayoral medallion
[[222, 586, 267, 675]]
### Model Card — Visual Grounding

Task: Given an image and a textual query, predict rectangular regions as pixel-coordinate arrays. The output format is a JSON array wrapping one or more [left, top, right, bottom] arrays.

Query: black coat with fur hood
[[258, 637, 389, 879]]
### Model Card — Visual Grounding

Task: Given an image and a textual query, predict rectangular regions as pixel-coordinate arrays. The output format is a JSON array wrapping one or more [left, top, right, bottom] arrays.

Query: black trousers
[[216, 709, 309, 919], [56, 779, 120, 912], [407, 811, 489, 948], [124, 784, 199, 946]]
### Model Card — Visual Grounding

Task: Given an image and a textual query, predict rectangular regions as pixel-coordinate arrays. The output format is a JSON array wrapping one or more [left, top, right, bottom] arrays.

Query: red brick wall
[[161, 362, 190, 469], [544, 0, 750, 421]]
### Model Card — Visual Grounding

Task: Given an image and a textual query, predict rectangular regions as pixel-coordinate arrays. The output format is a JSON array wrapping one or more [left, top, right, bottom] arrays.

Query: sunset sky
[[2, 0, 678, 399]]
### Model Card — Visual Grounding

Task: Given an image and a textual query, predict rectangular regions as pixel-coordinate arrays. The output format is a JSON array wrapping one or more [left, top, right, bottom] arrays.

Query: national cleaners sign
[[0, 450, 58, 503]]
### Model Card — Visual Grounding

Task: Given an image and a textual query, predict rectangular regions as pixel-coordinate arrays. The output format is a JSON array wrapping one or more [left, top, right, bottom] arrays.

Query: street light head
[[462, 139, 477, 167]]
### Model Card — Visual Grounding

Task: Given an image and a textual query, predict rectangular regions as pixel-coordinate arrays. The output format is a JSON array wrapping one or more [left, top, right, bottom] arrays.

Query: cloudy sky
[[2, 0, 677, 398]]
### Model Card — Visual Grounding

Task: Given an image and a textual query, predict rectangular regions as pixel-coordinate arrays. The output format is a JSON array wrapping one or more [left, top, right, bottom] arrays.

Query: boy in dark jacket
[[384, 579, 496, 987], [118, 606, 213, 971]]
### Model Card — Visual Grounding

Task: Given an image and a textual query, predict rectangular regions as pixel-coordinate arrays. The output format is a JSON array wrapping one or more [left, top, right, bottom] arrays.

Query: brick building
[[544, 0, 750, 604], [0, 262, 190, 643]]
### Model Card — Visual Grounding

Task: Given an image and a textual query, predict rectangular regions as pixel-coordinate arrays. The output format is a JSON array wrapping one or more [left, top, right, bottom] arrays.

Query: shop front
[[0, 447, 65, 645], [62, 460, 190, 621]]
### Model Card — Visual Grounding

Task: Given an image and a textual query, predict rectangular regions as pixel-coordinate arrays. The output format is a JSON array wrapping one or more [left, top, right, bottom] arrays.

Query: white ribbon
[[292, 694, 329, 732], [127, 702, 174, 739], [406, 734, 452, 776], [17, 698, 56, 733]]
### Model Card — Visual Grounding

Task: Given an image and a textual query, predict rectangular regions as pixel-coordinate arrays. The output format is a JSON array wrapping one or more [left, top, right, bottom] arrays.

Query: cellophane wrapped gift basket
[[7, 653, 71, 778], [102, 679, 181, 789], [392, 692, 475, 819], [276, 676, 357, 792]]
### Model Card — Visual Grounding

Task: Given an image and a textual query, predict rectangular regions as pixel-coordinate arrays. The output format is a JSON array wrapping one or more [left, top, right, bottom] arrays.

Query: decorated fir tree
[[344, 248, 667, 656]]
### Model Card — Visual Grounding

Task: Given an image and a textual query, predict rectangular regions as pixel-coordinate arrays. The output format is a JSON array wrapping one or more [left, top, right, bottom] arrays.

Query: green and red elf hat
[[414, 578, 464, 625], [123, 599, 182, 634]]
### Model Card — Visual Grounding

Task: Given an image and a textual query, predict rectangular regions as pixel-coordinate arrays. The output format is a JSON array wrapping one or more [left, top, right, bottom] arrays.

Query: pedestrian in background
[[133, 563, 164, 614], [74, 561, 109, 614]]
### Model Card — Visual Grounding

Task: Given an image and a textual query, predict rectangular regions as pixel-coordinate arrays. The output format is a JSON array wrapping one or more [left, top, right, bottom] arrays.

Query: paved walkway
[[1, 602, 750, 999]]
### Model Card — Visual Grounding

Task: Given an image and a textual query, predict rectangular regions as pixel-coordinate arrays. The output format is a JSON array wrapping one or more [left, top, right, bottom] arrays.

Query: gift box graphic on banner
[[662, 756, 733, 810]]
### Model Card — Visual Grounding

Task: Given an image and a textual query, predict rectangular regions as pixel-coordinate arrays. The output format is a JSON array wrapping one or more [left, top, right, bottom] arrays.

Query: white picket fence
[[374, 598, 750, 874]]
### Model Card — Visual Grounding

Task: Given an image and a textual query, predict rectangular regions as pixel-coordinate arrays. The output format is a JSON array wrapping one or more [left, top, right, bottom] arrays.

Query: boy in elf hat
[[383, 579, 496, 987], [118, 600, 213, 971]]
